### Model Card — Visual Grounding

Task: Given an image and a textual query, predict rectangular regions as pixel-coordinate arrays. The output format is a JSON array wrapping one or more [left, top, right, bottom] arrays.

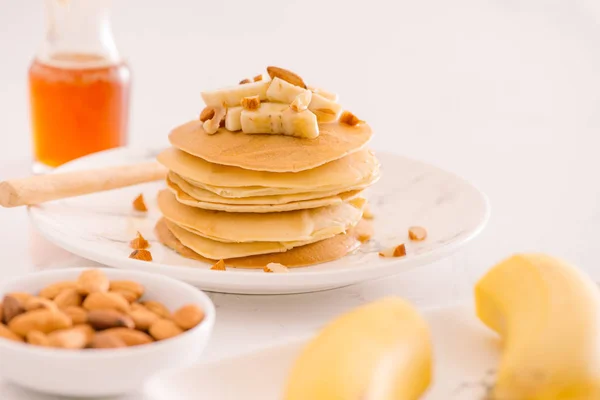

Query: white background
[[1, 0, 600, 367]]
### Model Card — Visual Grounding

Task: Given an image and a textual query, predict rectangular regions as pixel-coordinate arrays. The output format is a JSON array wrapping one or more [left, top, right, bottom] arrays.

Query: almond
[[210, 259, 226, 271], [267, 66, 306, 88], [109, 290, 137, 303], [77, 269, 110, 295], [26, 330, 49, 346], [149, 319, 183, 340], [142, 301, 171, 319], [239, 78, 252, 85], [88, 309, 134, 330], [253, 74, 263, 82], [54, 288, 83, 309], [39, 281, 77, 299], [132, 193, 148, 212], [73, 324, 95, 346], [128, 304, 159, 331], [83, 292, 130, 313], [408, 226, 427, 241], [241, 95, 261, 111], [0, 302, 3, 323], [3, 295, 25, 324], [339, 110, 364, 126], [90, 332, 127, 349], [24, 297, 58, 312], [130, 231, 149, 250], [47, 327, 88, 349], [172, 305, 204, 330], [109, 281, 144, 300], [101, 327, 153, 346], [8, 309, 72, 336], [7, 292, 33, 304], [0, 323, 23, 342], [199, 106, 216, 122], [129, 249, 153, 262], [63, 306, 88, 325]]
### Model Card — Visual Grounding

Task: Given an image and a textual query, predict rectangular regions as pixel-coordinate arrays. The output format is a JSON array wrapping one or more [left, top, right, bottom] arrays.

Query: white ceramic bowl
[[0, 268, 215, 397]]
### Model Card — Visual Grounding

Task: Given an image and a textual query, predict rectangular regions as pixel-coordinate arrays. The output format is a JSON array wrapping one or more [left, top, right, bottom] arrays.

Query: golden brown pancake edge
[[154, 217, 364, 269]]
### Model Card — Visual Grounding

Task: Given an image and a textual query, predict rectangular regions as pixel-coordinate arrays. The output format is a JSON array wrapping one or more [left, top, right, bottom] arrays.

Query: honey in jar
[[29, 0, 131, 172]]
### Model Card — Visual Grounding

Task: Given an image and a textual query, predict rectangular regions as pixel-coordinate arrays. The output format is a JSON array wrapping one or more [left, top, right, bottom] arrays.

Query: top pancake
[[168, 120, 373, 172]]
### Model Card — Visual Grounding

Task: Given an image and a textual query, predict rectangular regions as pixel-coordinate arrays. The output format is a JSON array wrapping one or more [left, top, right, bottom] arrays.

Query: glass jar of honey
[[29, 0, 131, 173]]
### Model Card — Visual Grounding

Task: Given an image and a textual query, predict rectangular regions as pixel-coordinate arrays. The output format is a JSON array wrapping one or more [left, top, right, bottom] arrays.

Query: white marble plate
[[147, 304, 500, 399], [28, 147, 489, 294]]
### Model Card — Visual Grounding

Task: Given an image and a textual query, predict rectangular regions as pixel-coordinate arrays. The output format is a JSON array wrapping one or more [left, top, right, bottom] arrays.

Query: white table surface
[[1, 0, 600, 398]]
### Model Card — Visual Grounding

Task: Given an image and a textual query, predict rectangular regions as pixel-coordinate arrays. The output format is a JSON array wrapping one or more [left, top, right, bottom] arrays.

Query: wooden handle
[[0, 162, 167, 208]]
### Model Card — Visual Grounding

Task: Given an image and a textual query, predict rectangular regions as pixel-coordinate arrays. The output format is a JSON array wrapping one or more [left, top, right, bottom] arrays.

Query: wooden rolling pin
[[0, 162, 167, 208]]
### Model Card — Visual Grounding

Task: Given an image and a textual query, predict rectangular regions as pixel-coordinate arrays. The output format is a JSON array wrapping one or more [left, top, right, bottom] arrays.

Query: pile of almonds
[[0, 269, 204, 349]]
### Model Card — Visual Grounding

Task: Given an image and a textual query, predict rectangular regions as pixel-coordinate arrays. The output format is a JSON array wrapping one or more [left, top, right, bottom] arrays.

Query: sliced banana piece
[[225, 106, 243, 131], [201, 80, 269, 107], [267, 78, 342, 123], [267, 77, 310, 104], [308, 85, 339, 102], [309, 92, 342, 123], [240, 104, 319, 139]]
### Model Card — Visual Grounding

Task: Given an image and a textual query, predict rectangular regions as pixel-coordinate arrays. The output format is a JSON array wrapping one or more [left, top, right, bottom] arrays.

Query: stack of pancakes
[[154, 116, 379, 269]]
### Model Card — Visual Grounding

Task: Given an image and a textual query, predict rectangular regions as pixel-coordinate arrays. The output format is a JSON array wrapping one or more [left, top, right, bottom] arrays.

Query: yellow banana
[[476, 254, 600, 399], [284, 297, 432, 400]]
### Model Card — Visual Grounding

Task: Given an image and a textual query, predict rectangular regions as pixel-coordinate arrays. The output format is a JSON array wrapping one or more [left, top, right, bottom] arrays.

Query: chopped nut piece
[[132, 194, 147, 212], [290, 91, 312, 112], [253, 74, 264, 82], [239, 78, 252, 85], [130, 231, 149, 250], [264, 262, 290, 273], [363, 205, 374, 220], [199, 106, 215, 122], [357, 233, 372, 243], [203, 106, 227, 134], [408, 226, 427, 241], [267, 66, 306, 88], [210, 259, 226, 271], [241, 95, 261, 111], [379, 244, 407, 258], [339, 110, 364, 126], [129, 249, 153, 262]]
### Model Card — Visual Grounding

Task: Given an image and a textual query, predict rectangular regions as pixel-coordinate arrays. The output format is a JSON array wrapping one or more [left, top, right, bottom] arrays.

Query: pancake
[[167, 172, 374, 204], [157, 147, 378, 189], [167, 178, 362, 213], [157, 189, 365, 243], [164, 219, 327, 259], [170, 167, 380, 199], [155, 218, 362, 269], [168, 120, 373, 172]]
